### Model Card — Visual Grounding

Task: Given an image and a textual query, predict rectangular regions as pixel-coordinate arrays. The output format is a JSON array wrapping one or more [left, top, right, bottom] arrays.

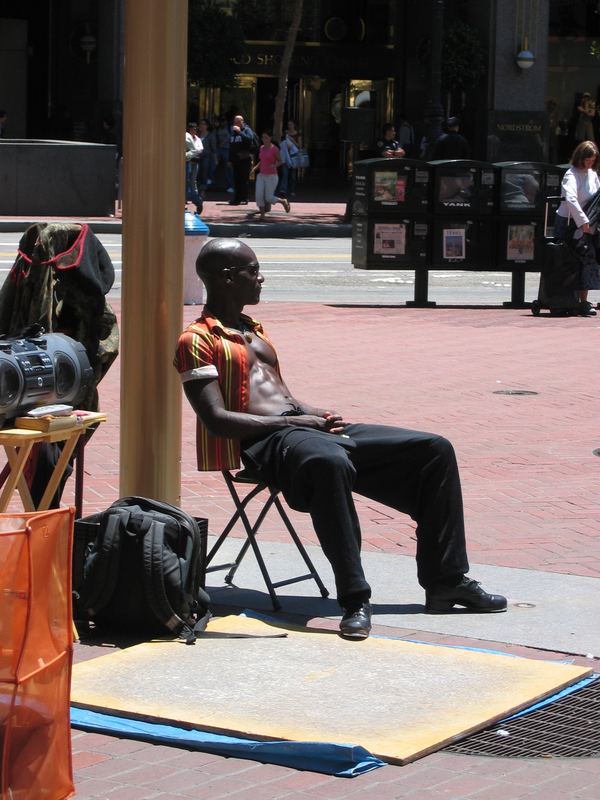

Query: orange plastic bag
[[0, 508, 75, 800]]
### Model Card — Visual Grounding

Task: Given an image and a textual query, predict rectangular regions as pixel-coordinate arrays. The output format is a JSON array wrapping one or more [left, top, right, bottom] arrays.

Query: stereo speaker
[[0, 333, 93, 424]]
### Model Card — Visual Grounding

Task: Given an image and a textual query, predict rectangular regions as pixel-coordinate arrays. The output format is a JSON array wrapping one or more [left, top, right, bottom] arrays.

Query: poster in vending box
[[373, 172, 405, 204], [374, 223, 406, 255], [373, 172, 394, 202], [502, 172, 540, 210], [439, 173, 474, 204], [506, 224, 535, 261], [442, 228, 466, 260]]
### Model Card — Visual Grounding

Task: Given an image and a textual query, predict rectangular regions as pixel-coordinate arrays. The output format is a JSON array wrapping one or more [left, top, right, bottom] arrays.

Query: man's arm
[[292, 398, 342, 419], [184, 378, 347, 439]]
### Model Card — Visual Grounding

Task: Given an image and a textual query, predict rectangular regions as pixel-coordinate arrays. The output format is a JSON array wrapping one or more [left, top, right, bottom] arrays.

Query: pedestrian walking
[[214, 115, 233, 192], [554, 139, 600, 316], [197, 118, 216, 191], [185, 121, 204, 215], [250, 130, 290, 220], [228, 115, 255, 205]]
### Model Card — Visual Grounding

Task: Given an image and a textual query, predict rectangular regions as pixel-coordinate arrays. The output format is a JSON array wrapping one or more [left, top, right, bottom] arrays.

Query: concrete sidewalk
[[65, 300, 600, 799], [0, 179, 351, 238]]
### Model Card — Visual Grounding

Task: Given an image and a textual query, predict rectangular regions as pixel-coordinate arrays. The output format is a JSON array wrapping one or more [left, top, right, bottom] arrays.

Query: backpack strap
[[142, 518, 199, 644], [82, 510, 128, 615], [140, 521, 282, 643], [191, 600, 211, 639]]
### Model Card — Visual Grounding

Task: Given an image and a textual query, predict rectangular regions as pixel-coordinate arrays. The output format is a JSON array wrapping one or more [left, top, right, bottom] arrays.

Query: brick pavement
[[70, 730, 600, 800], [2, 165, 598, 798], [197, 174, 348, 227], [64, 299, 600, 796], [75, 301, 600, 579], [0, 174, 349, 234], [197, 197, 347, 228], [4, 217, 599, 794]]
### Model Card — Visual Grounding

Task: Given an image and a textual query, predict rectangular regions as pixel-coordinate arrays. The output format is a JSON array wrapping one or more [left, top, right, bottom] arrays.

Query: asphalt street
[[1, 232, 581, 306]]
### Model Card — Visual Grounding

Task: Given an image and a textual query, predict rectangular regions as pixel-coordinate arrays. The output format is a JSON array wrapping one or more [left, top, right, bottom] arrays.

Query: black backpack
[[73, 497, 210, 644], [249, 128, 261, 155]]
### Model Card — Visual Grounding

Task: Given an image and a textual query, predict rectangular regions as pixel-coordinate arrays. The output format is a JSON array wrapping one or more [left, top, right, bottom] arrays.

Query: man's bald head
[[196, 238, 256, 281]]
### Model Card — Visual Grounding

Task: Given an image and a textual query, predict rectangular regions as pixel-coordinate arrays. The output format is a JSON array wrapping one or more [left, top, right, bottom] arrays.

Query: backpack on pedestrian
[[73, 496, 210, 644], [250, 130, 261, 156]]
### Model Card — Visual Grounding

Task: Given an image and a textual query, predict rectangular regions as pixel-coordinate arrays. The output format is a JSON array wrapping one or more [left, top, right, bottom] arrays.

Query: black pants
[[242, 423, 470, 606], [554, 215, 600, 290], [232, 157, 251, 203]]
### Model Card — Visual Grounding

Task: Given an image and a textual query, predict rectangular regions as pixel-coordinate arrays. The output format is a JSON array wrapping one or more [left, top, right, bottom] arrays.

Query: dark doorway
[[255, 77, 278, 135]]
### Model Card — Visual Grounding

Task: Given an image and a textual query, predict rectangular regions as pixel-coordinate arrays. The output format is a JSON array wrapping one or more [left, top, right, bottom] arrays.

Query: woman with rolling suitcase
[[554, 140, 600, 316]]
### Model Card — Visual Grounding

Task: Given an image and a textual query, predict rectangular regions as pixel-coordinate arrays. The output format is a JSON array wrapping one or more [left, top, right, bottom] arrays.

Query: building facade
[[1, 1, 599, 166]]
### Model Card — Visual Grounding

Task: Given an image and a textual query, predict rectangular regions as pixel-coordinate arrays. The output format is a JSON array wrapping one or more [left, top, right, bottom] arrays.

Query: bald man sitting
[[174, 238, 506, 639]]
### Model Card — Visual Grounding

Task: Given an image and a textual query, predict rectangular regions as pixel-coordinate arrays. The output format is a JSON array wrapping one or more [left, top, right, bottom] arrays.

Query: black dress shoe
[[339, 603, 372, 639], [426, 577, 507, 613], [579, 301, 597, 316]]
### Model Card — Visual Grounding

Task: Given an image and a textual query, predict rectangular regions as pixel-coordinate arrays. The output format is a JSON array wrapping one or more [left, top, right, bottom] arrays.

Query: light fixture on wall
[[515, 0, 537, 70], [516, 36, 535, 69]]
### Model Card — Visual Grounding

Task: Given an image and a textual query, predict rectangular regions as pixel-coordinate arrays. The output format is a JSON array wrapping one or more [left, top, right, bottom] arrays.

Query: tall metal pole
[[423, 0, 445, 157], [120, 0, 188, 503]]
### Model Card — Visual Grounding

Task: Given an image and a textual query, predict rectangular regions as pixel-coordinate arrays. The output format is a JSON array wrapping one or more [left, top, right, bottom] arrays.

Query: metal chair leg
[[206, 470, 329, 611], [272, 495, 329, 598], [224, 494, 274, 584], [206, 481, 263, 565]]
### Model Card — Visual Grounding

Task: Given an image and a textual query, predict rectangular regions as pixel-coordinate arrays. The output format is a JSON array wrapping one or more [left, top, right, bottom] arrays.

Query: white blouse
[[556, 166, 600, 228]]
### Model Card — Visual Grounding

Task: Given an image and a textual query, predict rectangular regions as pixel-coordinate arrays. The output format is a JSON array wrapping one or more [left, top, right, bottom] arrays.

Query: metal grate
[[445, 678, 600, 758]]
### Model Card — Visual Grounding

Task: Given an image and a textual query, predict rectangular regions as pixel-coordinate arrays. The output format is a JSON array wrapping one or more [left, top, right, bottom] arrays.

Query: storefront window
[[219, 76, 257, 129], [549, 0, 600, 37], [548, 0, 600, 161]]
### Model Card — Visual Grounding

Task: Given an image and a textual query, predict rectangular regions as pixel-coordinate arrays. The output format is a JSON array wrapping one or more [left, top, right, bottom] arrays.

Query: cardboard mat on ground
[[70, 615, 591, 765]]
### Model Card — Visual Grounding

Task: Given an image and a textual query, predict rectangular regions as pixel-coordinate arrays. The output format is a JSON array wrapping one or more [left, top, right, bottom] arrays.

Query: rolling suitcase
[[531, 196, 580, 316]]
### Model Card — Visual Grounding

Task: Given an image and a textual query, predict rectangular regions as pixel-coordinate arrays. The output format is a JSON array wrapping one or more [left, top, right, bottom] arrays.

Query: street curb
[[0, 219, 352, 238], [0, 219, 123, 234], [206, 222, 352, 238]]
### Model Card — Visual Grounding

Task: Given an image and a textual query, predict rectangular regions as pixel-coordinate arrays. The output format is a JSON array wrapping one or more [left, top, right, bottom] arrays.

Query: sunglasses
[[222, 262, 260, 277]]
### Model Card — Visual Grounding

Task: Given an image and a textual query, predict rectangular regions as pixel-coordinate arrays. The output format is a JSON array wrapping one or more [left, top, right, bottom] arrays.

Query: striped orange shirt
[[174, 309, 279, 471]]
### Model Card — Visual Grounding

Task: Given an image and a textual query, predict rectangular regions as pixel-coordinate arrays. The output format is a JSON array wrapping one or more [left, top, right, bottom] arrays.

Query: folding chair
[[205, 469, 329, 611]]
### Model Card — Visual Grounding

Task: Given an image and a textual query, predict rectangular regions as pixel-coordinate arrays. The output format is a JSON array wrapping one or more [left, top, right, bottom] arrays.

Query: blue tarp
[[500, 673, 599, 722], [70, 706, 387, 778]]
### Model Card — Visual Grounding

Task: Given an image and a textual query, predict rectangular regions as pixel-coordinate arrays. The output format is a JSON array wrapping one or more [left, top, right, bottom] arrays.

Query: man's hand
[[286, 412, 348, 434], [323, 413, 348, 434], [385, 147, 405, 158]]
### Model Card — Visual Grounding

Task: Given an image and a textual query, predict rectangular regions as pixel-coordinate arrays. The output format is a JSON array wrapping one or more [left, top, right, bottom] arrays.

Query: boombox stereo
[[0, 332, 93, 425]]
